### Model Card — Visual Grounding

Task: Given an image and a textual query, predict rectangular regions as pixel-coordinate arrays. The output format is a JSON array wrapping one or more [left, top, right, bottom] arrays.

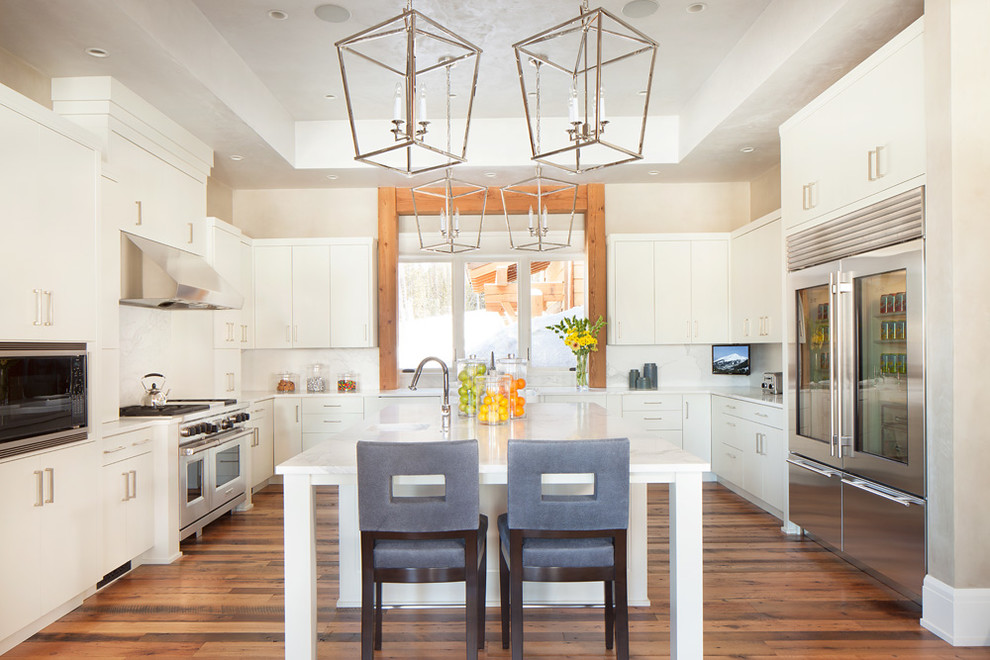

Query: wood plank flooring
[[5, 483, 988, 659]]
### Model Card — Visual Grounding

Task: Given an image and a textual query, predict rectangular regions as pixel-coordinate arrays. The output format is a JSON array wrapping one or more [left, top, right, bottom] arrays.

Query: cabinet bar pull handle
[[44, 467, 54, 503], [875, 145, 885, 179], [34, 470, 44, 507], [868, 149, 876, 181], [293, 326, 298, 343], [694, 320, 699, 338], [801, 184, 808, 210], [684, 401, 690, 419], [104, 445, 127, 454], [726, 421, 736, 427], [295, 406, 300, 423], [685, 320, 690, 339], [364, 323, 368, 342], [44, 290, 53, 326], [743, 318, 749, 337], [33, 289, 43, 326], [252, 428, 260, 448], [131, 470, 138, 499], [755, 412, 768, 418], [188, 223, 194, 244], [286, 325, 291, 343], [135, 200, 143, 225], [323, 404, 342, 408], [323, 419, 342, 424], [122, 472, 130, 501], [132, 437, 152, 447]]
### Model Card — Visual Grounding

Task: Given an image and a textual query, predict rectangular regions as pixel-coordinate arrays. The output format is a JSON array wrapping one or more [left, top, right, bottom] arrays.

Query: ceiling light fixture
[[324, 93, 337, 100], [230, 154, 245, 161], [686, 3, 707, 13], [739, 146, 755, 153], [622, 0, 659, 18], [501, 59, 577, 252], [648, 169, 660, 175], [336, 0, 482, 176], [326, 174, 338, 180], [268, 9, 288, 20], [513, 0, 658, 173], [84, 47, 109, 58], [314, 4, 351, 23]]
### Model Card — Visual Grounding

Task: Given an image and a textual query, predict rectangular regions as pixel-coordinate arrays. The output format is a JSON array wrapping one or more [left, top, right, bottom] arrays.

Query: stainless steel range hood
[[120, 232, 243, 310]]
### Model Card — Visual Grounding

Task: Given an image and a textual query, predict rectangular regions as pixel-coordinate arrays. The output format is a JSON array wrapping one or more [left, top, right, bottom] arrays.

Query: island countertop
[[275, 401, 710, 482]]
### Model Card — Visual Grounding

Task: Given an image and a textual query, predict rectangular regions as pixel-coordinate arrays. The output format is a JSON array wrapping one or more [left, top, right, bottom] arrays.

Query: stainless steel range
[[120, 399, 251, 541]]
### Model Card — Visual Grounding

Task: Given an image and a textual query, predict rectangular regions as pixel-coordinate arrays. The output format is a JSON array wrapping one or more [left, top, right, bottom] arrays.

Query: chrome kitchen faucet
[[409, 356, 451, 432]]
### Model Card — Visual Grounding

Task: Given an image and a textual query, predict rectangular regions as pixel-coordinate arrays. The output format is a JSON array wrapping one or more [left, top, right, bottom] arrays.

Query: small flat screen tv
[[712, 344, 751, 375]]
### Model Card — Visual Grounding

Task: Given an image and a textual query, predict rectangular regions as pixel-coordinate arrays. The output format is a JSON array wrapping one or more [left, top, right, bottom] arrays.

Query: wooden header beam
[[395, 185, 589, 215]]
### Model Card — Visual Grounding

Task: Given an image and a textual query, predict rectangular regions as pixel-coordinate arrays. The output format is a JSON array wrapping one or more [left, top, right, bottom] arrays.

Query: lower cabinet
[[101, 429, 155, 575], [711, 396, 784, 514], [273, 397, 302, 465], [0, 441, 100, 641], [247, 400, 275, 490], [301, 397, 364, 451], [682, 394, 712, 467], [620, 393, 684, 448]]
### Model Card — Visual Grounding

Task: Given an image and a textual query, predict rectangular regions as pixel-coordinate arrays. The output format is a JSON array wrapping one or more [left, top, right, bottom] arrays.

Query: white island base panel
[[280, 402, 705, 660]]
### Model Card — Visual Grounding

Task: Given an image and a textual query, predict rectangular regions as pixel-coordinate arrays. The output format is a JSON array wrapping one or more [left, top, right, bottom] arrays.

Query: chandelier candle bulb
[[568, 87, 579, 123], [528, 206, 534, 230], [418, 84, 427, 123], [393, 83, 403, 122]]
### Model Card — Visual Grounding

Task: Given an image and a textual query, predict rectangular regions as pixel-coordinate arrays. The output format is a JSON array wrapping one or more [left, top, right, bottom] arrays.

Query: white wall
[[232, 188, 378, 238], [605, 182, 750, 233]]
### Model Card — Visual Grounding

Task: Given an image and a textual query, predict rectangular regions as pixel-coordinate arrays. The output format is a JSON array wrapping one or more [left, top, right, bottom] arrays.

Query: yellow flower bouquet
[[547, 315, 606, 389]]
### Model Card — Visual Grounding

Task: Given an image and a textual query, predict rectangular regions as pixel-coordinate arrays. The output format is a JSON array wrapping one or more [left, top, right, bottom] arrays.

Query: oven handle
[[180, 428, 253, 456]]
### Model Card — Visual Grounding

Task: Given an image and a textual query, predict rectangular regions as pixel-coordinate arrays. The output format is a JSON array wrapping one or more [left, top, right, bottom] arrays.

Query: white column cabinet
[[208, 220, 244, 348], [239, 239, 254, 348], [274, 397, 303, 465], [254, 239, 377, 349], [0, 98, 99, 341], [730, 213, 782, 343], [681, 394, 712, 467], [780, 20, 924, 234], [247, 400, 275, 490], [609, 235, 728, 346], [0, 442, 100, 641]]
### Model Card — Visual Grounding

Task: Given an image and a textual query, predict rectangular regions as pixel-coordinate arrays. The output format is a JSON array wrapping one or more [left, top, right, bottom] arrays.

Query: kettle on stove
[[141, 373, 170, 408]]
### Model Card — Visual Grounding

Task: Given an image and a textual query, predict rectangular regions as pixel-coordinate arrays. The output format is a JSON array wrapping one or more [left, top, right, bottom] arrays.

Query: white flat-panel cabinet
[[712, 396, 784, 515], [731, 214, 782, 343], [213, 348, 241, 399], [247, 400, 274, 489], [780, 20, 924, 234], [239, 239, 254, 348], [0, 442, 99, 641], [681, 394, 712, 466], [209, 220, 243, 348], [274, 397, 303, 465], [0, 102, 98, 341], [101, 428, 155, 575], [291, 245, 332, 348], [609, 241, 656, 344], [109, 132, 206, 255], [254, 239, 377, 349], [608, 235, 728, 345], [330, 242, 376, 348]]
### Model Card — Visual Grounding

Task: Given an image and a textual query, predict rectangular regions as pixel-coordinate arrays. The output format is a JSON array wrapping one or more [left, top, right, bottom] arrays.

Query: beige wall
[[604, 182, 750, 233], [924, 0, 990, 591], [749, 164, 782, 221], [206, 177, 234, 225], [0, 45, 49, 108], [232, 188, 378, 239]]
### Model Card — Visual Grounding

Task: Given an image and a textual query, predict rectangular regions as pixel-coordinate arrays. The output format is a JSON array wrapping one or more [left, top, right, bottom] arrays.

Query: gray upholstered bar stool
[[498, 437, 631, 660], [356, 439, 488, 660]]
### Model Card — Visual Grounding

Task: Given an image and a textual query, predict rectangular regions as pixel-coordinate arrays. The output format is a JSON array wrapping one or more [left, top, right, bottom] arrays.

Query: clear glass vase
[[575, 352, 589, 390]]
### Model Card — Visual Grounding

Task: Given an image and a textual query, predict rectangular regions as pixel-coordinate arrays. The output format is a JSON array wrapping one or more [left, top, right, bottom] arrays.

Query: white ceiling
[[0, 0, 922, 190]]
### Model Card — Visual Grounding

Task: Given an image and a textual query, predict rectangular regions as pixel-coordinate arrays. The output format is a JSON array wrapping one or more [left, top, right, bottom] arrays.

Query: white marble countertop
[[276, 401, 710, 483], [100, 417, 170, 437]]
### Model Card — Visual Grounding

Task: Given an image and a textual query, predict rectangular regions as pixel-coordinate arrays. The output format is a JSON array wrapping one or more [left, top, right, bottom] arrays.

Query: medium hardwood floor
[[5, 483, 987, 659]]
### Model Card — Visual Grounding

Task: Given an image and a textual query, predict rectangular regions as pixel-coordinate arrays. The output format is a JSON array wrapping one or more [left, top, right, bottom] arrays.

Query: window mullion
[[518, 258, 532, 361], [452, 256, 465, 362]]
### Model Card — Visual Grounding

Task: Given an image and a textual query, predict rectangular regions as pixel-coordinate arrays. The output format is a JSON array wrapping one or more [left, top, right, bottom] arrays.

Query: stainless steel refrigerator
[[786, 187, 926, 601]]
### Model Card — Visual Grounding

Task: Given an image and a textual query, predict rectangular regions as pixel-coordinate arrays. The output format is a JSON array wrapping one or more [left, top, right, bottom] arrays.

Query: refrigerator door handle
[[841, 477, 923, 507], [787, 457, 841, 478], [828, 272, 838, 458]]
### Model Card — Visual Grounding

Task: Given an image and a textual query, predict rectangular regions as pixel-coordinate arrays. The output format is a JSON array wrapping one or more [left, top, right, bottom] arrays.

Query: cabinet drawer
[[101, 428, 154, 466], [248, 400, 273, 419], [621, 393, 683, 412], [713, 397, 783, 429], [622, 410, 682, 431], [301, 396, 364, 415], [302, 412, 363, 433]]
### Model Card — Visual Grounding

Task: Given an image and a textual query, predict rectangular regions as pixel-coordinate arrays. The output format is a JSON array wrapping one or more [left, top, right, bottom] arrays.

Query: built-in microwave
[[0, 342, 88, 458]]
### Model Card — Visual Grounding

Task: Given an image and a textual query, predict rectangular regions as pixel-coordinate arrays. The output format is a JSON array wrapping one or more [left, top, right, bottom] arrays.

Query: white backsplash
[[605, 343, 783, 390], [119, 305, 173, 406], [242, 348, 379, 394]]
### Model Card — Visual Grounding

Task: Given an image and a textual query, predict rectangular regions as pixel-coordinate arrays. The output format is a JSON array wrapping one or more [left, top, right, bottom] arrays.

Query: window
[[397, 262, 453, 368]]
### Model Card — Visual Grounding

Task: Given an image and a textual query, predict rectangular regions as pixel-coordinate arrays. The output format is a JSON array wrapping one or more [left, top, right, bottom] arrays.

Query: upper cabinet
[[780, 19, 924, 234], [206, 219, 246, 348], [254, 238, 377, 350], [0, 86, 100, 342], [730, 212, 782, 344], [608, 234, 728, 345]]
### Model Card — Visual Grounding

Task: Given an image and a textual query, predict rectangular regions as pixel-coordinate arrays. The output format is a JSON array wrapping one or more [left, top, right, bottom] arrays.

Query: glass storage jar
[[307, 363, 327, 393], [497, 355, 528, 419], [455, 356, 487, 417], [275, 372, 298, 393], [478, 373, 511, 426], [337, 371, 359, 393]]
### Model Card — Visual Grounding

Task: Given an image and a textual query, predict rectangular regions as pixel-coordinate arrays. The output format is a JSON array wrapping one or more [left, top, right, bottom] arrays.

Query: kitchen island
[[277, 401, 708, 659]]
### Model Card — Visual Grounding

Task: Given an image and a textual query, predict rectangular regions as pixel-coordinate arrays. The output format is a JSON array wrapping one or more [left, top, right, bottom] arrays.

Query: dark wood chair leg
[[478, 536, 487, 650], [499, 543, 510, 650], [374, 580, 383, 650], [510, 533, 524, 660], [465, 532, 479, 660], [615, 535, 629, 660], [604, 579, 615, 650], [360, 538, 375, 660]]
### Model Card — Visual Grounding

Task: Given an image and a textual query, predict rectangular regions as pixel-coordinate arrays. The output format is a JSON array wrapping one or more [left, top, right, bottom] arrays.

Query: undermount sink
[[370, 422, 430, 432]]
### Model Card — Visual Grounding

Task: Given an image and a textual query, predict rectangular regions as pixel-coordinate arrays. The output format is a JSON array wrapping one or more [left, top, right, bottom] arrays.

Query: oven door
[[179, 446, 212, 531], [211, 431, 249, 510]]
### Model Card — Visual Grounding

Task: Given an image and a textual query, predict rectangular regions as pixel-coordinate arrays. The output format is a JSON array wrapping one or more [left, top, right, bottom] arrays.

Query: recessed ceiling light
[[686, 3, 707, 13], [484, 172, 496, 178], [648, 170, 660, 175], [324, 93, 337, 100], [739, 146, 755, 153], [230, 154, 245, 161], [85, 47, 109, 58], [314, 4, 351, 23], [326, 174, 338, 180], [637, 90, 648, 96], [622, 0, 659, 18], [268, 9, 288, 20]]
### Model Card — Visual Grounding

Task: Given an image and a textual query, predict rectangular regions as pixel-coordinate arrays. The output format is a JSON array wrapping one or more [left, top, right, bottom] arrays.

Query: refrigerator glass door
[[795, 284, 833, 444]]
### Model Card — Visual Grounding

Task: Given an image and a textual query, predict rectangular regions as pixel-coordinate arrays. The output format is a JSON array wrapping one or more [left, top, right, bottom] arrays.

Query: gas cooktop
[[119, 404, 211, 417]]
